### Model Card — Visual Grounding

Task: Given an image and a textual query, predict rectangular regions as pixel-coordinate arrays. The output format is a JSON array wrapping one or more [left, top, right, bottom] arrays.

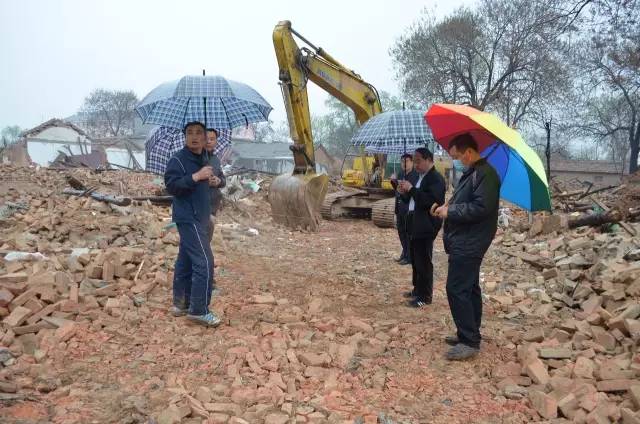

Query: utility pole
[[544, 118, 552, 183]]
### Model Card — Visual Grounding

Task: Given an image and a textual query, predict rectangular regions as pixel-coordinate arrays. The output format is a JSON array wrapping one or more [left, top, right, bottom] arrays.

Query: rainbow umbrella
[[425, 104, 551, 211]]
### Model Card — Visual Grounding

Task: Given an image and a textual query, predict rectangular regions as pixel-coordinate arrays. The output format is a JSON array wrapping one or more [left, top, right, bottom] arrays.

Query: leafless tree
[[391, 0, 574, 127], [568, 0, 639, 173], [80, 89, 139, 137]]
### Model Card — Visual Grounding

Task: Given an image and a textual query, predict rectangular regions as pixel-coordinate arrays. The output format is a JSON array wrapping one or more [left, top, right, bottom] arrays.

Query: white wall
[[25, 126, 92, 167], [35, 127, 90, 143], [105, 148, 145, 170], [27, 140, 88, 166]]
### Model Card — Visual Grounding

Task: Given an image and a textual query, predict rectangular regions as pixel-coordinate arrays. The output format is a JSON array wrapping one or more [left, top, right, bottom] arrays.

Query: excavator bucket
[[268, 173, 329, 231]]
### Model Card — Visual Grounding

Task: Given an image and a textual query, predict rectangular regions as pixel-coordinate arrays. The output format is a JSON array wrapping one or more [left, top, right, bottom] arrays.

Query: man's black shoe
[[398, 258, 411, 265], [408, 298, 431, 308], [403, 290, 416, 298], [445, 335, 459, 346], [446, 343, 479, 361]]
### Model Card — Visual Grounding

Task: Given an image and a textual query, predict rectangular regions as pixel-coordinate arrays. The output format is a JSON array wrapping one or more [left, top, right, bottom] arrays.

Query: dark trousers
[[446, 255, 483, 348], [409, 237, 434, 302], [396, 212, 411, 260], [173, 222, 214, 315]]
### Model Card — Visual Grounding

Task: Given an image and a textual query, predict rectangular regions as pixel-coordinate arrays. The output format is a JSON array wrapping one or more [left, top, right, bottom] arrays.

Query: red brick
[[54, 322, 76, 342], [0, 272, 28, 284], [0, 288, 14, 307], [596, 379, 634, 392], [529, 390, 557, 419], [26, 301, 61, 325], [2, 306, 32, 327], [8, 289, 37, 310], [525, 358, 550, 385], [69, 283, 79, 303]]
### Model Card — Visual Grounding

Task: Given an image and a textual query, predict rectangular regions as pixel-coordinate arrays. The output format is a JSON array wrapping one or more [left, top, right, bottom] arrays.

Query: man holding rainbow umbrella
[[426, 104, 551, 361]]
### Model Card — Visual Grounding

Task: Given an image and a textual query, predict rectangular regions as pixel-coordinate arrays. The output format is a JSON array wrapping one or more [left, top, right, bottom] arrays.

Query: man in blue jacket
[[164, 121, 221, 327]]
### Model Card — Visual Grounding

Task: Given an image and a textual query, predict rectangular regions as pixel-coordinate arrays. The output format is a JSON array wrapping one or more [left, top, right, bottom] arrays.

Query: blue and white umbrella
[[136, 74, 272, 129], [145, 126, 232, 175], [352, 109, 434, 154]]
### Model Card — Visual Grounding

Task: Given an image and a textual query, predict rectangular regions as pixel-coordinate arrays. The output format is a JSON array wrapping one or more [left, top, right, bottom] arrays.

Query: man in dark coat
[[432, 134, 501, 360], [390, 154, 418, 265], [398, 148, 446, 308], [164, 121, 221, 328], [205, 128, 226, 242]]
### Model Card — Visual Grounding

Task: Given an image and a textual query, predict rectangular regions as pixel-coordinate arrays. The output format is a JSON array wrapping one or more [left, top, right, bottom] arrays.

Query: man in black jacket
[[390, 154, 417, 265], [205, 128, 226, 242], [432, 134, 501, 360], [398, 148, 446, 308]]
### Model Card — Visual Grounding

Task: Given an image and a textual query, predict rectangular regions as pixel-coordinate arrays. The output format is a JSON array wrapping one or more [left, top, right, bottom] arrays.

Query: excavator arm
[[273, 21, 382, 172], [269, 20, 383, 230]]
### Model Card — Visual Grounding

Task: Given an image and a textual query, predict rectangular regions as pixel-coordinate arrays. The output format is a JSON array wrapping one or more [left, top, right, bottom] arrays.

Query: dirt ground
[[1, 193, 534, 423]]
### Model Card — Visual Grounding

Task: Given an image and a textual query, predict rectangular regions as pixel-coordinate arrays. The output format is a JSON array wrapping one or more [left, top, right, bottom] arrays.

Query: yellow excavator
[[268, 20, 398, 230]]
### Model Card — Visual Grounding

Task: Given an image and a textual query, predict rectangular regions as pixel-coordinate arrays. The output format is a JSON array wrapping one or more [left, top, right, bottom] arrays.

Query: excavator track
[[320, 190, 365, 220], [371, 197, 396, 228]]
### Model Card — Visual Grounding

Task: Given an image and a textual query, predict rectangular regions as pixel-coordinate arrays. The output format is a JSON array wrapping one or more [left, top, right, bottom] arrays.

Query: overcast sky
[[0, 0, 473, 131]]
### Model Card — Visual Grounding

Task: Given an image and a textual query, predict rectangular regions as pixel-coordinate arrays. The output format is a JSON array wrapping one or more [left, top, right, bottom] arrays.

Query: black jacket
[[164, 147, 211, 226], [206, 152, 226, 215], [443, 158, 501, 258], [392, 169, 418, 215], [401, 167, 446, 239]]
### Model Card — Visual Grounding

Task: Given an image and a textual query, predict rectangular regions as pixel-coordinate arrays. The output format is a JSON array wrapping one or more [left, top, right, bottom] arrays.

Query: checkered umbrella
[[135, 75, 272, 129], [352, 110, 434, 154], [145, 126, 232, 175]]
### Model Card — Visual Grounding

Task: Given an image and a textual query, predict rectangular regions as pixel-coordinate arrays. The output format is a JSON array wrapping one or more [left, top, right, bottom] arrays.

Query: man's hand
[[398, 180, 413, 193], [433, 204, 448, 219], [192, 166, 213, 182], [209, 175, 221, 187], [430, 203, 439, 216]]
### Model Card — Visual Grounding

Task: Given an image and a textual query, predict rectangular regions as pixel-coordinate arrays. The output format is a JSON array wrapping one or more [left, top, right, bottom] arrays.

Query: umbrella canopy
[[136, 75, 272, 129], [425, 104, 551, 211], [145, 126, 231, 175], [351, 110, 434, 154]]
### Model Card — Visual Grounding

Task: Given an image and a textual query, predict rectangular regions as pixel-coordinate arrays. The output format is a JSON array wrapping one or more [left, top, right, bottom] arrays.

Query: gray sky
[[0, 0, 473, 131]]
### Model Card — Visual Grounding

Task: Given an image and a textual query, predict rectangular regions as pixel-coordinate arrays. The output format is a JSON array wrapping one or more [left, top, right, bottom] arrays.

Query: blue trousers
[[173, 222, 214, 315]]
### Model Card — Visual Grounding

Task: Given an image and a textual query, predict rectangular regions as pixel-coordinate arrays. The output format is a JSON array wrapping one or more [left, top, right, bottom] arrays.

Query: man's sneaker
[[408, 298, 431, 308], [403, 290, 417, 298], [398, 258, 411, 265], [187, 312, 222, 328], [445, 335, 459, 346], [395, 255, 404, 262], [169, 306, 188, 317], [446, 343, 479, 361]]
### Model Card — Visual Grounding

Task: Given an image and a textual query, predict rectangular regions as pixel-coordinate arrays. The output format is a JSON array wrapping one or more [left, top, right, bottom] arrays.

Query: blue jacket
[[164, 147, 211, 226]]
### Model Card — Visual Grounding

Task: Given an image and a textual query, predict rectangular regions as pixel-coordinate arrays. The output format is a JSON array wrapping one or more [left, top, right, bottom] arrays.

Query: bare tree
[[569, 0, 639, 173], [391, 0, 574, 127], [80, 89, 139, 137], [1, 125, 21, 145]]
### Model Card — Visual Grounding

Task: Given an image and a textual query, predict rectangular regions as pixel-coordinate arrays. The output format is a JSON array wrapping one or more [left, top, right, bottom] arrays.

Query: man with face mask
[[432, 134, 500, 360], [164, 121, 221, 328]]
